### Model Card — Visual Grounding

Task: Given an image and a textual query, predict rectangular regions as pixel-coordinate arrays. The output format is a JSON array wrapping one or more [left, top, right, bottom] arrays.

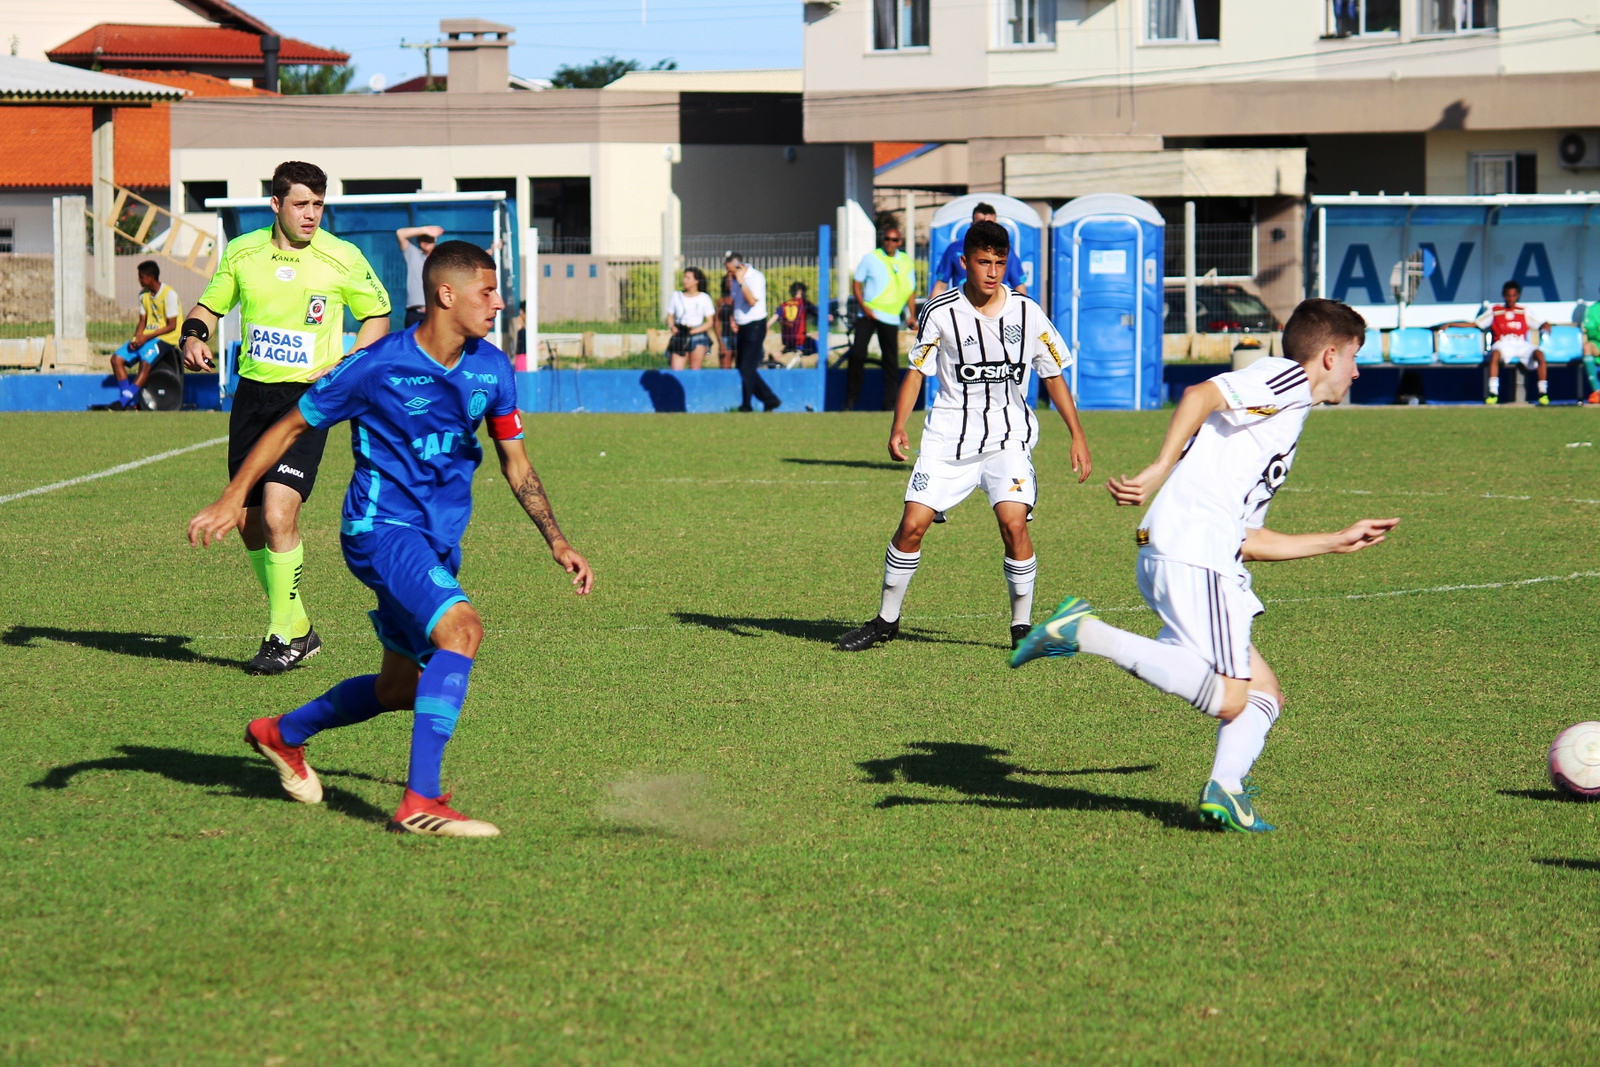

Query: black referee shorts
[[228, 377, 331, 507]]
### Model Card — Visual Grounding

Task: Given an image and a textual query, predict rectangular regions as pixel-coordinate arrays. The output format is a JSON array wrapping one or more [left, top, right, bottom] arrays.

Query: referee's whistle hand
[[182, 338, 215, 372]]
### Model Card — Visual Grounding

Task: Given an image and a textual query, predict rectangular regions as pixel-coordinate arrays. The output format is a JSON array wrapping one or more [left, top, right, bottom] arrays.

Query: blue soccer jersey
[[298, 326, 524, 550]]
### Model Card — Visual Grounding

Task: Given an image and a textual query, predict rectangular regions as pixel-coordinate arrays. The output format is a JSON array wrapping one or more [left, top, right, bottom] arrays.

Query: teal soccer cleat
[[1198, 778, 1275, 833], [1009, 596, 1095, 668]]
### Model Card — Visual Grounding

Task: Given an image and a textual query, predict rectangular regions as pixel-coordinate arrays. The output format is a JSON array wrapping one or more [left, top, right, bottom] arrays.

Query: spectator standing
[[930, 203, 1027, 299], [716, 274, 736, 369], [110, 260, 181, 410], [665, 267, 715, 371], [725, 252, 780, 412], [1580, 288, 1600, 406], [397, 225, 444, 327], [846, 226, 916, 411]]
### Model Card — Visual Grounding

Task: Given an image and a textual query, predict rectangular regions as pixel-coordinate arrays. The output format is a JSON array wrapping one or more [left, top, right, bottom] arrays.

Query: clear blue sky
[[243, 0, 804, 89]]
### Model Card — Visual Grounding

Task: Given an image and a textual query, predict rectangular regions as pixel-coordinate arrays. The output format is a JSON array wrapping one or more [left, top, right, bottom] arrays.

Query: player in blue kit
[[189, 241, 594, 837]]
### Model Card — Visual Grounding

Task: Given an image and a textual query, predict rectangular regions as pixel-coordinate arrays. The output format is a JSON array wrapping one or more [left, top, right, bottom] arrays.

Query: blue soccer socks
[[278, 675, 387, 746], [407, 650, 475, 799]]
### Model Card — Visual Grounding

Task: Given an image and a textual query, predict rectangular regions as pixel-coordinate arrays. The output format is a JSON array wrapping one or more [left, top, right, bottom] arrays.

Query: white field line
[[1278, 485, 1600, 506], [0, 436, 228, 505], [171, 569, 1600, 642]]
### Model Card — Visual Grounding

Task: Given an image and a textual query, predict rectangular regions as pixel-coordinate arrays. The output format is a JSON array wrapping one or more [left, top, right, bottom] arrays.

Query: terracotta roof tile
[[48, 24, 346, 65]]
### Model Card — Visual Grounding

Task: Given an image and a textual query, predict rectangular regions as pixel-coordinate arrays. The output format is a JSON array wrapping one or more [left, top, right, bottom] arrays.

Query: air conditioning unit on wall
[[1557, 130, 1600, 170]]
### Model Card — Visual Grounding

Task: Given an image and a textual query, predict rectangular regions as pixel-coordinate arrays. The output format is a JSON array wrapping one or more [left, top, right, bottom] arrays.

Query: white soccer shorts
[[1491, 336, 1538, 365], [905, 449, 1036, 514], [1136, 552, 1261, 681]]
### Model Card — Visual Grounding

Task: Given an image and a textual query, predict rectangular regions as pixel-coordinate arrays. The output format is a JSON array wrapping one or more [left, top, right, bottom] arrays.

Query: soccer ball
[[1548, 721, 1600, 800]]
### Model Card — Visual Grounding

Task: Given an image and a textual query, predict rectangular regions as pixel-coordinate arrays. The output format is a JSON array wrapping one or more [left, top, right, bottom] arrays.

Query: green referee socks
[[264, 543, 312, 641]]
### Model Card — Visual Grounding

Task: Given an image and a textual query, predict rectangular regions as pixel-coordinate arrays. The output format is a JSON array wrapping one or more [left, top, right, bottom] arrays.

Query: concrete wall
[[0, 193, 64, 254], [0, 254, 123, 324], [1425, 130, 1600, 195], [676, 143, 847, 235]]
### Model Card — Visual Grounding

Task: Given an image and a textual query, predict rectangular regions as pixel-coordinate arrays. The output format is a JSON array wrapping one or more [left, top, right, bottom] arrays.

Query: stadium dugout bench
[[1344, 320, 1587, 405]]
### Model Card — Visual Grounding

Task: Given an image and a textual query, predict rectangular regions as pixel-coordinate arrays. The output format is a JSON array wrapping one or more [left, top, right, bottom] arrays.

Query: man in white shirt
[[725, 252, 780, 412], [1012, 298, 1399, 833], [396, 225, 443, 327], [838, 220, 1091, 653]]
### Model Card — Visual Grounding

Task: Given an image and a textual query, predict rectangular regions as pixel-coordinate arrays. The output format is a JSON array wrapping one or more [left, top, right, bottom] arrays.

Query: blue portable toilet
[[926, 193, 1044, 298], [1051, 194, 1164, 410]]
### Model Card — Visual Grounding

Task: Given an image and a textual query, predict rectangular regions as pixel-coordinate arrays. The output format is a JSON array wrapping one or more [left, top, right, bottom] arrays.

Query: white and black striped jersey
[[1138, 356, 1314, 578], [907, 285, 1070, 461]]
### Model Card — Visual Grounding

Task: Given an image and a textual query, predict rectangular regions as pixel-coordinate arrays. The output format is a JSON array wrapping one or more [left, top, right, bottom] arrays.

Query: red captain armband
[[488, 411, 524, 440]]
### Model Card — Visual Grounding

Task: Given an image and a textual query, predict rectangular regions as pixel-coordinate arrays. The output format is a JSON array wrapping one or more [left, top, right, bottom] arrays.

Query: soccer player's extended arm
[[1241, 518, 1400, 562], [494, 439, 594, 595], [887, 368, 926, 462], [1107, 380, 1227, 506], [1039, 375, 1092, 483], [187, 409, 311, 546]]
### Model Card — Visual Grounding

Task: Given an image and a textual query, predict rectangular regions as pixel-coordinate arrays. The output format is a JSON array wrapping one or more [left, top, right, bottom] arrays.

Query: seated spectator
[[110, 260, 181, 410], [1437, 280, 1548, 406], [772, 281, 818, 357], [1581, 287, 1600, 406], [665, 267, 715, 371]]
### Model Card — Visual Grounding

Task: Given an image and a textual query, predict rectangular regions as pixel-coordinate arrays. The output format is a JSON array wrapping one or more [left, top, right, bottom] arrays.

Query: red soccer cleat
[[388, 789, 500, 838], [245, 715, 323, 804]]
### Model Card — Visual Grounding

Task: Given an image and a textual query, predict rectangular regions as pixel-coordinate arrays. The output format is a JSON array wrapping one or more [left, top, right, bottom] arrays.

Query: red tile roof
[[48, 25, 347, 66], [0, 70, 276, 188]]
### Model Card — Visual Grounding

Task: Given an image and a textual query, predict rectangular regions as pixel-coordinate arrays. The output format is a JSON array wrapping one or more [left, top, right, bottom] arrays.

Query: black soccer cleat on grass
[[245, 628, 324, 675], [1011, 623, 1031, 649], [837, 616, 898, 652]]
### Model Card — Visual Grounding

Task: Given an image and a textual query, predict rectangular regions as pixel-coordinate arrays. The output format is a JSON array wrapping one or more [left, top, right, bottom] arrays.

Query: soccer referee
[[181, 160, 391, 674]]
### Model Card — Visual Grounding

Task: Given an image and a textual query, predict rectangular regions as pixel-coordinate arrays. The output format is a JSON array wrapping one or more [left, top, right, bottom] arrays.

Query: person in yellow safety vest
[[110, 260, 182, 409], [846, 225, 917, 411]]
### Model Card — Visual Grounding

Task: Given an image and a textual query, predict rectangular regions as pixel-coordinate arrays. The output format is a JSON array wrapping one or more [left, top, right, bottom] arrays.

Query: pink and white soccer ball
[[1548, 721, 1600, 799]]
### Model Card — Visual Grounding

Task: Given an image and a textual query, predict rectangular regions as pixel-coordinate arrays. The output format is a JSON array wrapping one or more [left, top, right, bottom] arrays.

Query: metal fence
[[1163, 222, 1256, 279]]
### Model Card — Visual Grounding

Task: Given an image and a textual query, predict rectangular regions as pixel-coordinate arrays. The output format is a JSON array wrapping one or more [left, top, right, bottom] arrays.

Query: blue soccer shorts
[[341, 524, 469, 666]]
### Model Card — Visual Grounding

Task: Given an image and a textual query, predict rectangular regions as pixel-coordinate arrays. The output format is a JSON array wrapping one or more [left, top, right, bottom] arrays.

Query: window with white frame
[[1146, 0, 1218, 42], [1469, 151, 1535, 195], [874, 0, 929, 50], [1327, 0, 1398, 36], [998, 0, 1056, 46], [1420, 0, 1495, 34]]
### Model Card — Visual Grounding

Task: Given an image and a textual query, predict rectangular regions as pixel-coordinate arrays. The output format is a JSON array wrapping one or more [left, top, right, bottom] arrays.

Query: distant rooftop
[[605, 69, 803, 93], [48, 24, 348, 68], [0, 56, 188, 103]]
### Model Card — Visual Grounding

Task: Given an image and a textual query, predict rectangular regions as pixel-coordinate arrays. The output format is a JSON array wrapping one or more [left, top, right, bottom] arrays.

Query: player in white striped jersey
[[838, 221, 1091, 653], [1012, 298, 1399, 832]]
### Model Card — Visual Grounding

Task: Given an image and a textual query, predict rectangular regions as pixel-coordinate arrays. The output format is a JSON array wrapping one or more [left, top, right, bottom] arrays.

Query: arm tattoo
[[512, 467, 565, 545]]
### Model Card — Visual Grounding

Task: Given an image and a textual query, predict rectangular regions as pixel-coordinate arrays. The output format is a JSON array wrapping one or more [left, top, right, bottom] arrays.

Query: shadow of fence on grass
[[857, 741, 1195, 828], [672, 612, 990, 648], [30, 745, 393, 824], [3, 625, 238, 669]]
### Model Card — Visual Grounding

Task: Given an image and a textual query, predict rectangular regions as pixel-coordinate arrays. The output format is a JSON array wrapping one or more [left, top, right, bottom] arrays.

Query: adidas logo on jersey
[[962, 335, 978, 346]]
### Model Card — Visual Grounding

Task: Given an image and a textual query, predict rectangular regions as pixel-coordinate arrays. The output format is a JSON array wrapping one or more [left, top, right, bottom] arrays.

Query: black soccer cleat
[[245, 628, 324, 675], [837, 616, 899, 652], [1011, 623, 1032, 649]]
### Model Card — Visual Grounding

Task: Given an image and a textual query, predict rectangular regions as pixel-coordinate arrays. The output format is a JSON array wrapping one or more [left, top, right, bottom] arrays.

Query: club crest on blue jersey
[[429, 566, 460, 589], [468, 389, 489, 419]]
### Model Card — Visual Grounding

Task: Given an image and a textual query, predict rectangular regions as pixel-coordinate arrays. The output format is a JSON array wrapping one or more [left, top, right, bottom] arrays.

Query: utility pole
[[399, 38, 442, 90]]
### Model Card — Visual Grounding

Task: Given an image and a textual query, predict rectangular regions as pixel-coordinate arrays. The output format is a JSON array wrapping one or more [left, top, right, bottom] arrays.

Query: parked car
[[1163, 284, 1279, 333]]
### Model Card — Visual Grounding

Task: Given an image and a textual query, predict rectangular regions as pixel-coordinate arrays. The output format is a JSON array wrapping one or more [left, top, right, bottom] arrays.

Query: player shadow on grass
[[1496, 787, 1576, 802], [857, 741, 1197, 829], [3, 626, 239, 670], [1532, 857, 1600, 872], [672, 612, 991, 648], [781, 457, 906, 472], [29, 745, 393, 824]]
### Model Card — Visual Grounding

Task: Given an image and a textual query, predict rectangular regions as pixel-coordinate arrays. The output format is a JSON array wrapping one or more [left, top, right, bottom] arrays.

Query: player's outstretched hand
[[1330, 517, 1400, 554], [888, 428, 912, 462], [187, 501, 241, 547], [1106, 463, 1166, 507], [1070, 437, 1093, 483], [554, 543, 594, 595]]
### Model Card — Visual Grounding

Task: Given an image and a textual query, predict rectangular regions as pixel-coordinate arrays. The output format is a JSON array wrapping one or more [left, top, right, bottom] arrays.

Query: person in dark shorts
[[180, 160, 391, 673]]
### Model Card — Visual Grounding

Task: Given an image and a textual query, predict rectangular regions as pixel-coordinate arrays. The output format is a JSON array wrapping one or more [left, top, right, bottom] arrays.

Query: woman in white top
[[665, 267, 715, 370]]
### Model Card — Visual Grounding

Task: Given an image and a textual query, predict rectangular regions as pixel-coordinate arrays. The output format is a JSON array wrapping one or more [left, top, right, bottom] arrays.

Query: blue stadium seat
[[1356, 328, 1385, 365], [1543, 324, 1583, 364], [1387, 327, 1435, 365], [1434, 326, 1485, 366]]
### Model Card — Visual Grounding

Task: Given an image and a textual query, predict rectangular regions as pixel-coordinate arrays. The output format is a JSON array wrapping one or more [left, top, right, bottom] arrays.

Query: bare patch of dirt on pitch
[[597, 772, 740, 845]]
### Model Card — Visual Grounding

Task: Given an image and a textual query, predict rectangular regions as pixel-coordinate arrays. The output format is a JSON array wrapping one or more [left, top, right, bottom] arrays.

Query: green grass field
[[3, 405, 1598, 1064]]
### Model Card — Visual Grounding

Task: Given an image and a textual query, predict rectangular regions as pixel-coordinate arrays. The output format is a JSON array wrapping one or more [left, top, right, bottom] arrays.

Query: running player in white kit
[[1012, 298, 1399, 833]]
